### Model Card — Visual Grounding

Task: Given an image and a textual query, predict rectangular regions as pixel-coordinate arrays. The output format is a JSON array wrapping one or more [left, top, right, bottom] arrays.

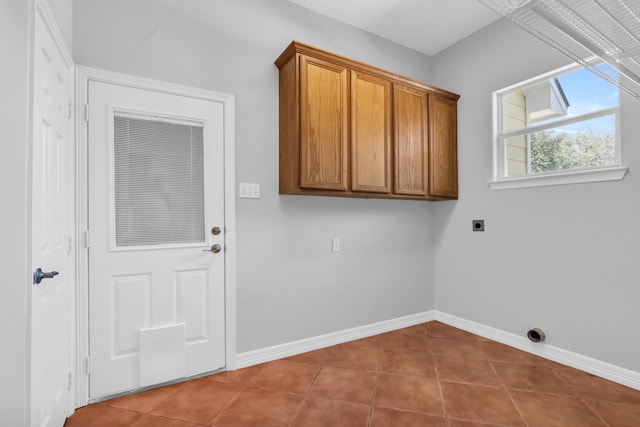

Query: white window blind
[[114, 115, 205, 247]]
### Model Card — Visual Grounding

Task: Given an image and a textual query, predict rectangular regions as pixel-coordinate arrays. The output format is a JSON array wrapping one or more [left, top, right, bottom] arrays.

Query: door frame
[[75, 66, 237, 406]]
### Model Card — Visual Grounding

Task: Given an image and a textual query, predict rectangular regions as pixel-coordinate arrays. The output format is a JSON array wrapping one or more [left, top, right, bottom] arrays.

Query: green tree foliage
[[530, 130, 614, 173]]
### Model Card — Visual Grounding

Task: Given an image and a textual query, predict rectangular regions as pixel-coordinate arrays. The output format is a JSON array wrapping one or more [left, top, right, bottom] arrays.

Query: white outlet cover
[[239, 183, 261, 199]]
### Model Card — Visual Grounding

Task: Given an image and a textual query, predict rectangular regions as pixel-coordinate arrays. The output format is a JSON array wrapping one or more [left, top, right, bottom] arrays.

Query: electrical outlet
[[472, 219, 485, 232]]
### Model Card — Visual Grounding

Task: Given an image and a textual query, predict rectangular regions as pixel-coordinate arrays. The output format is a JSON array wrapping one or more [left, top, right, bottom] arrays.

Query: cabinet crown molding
[[275, 41, 460, 102]]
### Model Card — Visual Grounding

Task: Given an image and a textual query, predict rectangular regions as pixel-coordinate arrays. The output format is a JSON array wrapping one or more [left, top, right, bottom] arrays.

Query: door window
[[113, 114, 205, 247]]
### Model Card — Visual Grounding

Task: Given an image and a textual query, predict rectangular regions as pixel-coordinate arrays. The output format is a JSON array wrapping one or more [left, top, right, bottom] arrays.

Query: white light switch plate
[[239, 183, 261, 199]]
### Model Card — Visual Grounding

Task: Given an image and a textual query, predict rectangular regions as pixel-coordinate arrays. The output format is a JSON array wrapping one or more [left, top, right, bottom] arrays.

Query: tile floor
[[64, 322, 640, 426]]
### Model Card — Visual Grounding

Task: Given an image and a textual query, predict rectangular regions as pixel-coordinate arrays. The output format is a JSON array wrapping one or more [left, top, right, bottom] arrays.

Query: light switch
[[332, 238, 341, 252], [239, 183, 261, 199]]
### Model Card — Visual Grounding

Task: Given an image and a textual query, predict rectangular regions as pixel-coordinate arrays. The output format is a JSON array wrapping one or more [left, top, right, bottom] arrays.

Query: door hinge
[[86, 356, 91, 375], [84, 104, 89, 122], [84, 230, 90, 248], [67, 100, 73, 119], [68, 372, 73, 390], [68, 236, 73, 254]]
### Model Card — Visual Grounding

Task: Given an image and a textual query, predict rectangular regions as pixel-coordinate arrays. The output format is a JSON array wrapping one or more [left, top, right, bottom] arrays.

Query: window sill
[[489, 166, 628, 190]]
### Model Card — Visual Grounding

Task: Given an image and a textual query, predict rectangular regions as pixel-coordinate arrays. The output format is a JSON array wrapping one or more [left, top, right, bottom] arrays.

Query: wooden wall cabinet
[[275, 41, 459, 200]]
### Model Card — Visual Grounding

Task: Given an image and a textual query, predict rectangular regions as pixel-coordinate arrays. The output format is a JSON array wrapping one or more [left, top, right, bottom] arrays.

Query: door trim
[[75, 66, 237, 407]]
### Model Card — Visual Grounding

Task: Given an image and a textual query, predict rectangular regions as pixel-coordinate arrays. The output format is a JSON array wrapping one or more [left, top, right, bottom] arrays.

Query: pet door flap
[[139, 323, 187, 387]]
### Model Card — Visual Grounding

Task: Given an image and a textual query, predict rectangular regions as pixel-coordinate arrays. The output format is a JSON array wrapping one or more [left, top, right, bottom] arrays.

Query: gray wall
[[0, 0, 31, 423], [73, 0, 436, 354], [47, 0, 72, 50], [431, 19, 640, 372]]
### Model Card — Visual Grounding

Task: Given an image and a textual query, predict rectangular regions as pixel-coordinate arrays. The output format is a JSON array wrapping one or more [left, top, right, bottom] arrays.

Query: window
[[490, 63, 627, 189], [114, 114, 205, 247]]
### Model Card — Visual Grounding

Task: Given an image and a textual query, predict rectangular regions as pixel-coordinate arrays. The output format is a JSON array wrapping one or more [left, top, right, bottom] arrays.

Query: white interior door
[[31, 5, 74, 427], [87, 80, 226, 399]]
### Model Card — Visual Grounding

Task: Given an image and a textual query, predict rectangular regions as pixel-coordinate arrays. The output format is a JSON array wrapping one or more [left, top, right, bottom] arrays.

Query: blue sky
[[554, 66, 618, 135]]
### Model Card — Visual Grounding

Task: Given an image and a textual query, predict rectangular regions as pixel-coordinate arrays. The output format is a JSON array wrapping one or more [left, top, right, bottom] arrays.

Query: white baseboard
[[234, 310, 640, 391], [435, 311, 640, 391], [235, 311, 435, 369]]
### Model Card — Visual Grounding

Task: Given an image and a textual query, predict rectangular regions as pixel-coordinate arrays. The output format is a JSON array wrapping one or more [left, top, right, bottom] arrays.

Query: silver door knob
[[202, 244, 222, 253]]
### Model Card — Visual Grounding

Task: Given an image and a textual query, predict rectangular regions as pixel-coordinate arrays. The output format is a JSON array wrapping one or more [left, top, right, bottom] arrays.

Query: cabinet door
[[393, 84, 429, 196], [300, 56, 349, 191], [351, 71, 391, 193], [429, 95, 458, 198]]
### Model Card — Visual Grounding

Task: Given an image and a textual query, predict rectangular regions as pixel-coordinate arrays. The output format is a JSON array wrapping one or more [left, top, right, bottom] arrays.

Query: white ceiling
[[288, 0, 502, 56]]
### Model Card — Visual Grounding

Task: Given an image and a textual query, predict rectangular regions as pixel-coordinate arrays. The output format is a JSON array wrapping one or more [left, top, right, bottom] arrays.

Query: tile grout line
[[428, 329, 452, 427], [144, 382, 189, 419], [488, 360, 531, 427], [208, 382, 248, 426], [94, 404, 144, 421], [366, 340, 384, 427], [553, 369, 612, 427], [288, 345, 332, 426], [573, 396, 612, 427], [208, 363, 268, 426], [98, 380, 188, 417]]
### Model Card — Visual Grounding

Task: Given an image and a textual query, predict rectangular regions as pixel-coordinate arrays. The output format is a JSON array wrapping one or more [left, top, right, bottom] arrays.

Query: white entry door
[[87, 80, 226, 399], [30, 4, 74, 427]]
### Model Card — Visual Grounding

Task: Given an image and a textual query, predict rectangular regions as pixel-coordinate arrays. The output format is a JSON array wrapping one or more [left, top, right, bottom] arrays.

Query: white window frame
[[490, 63, 627, 190]]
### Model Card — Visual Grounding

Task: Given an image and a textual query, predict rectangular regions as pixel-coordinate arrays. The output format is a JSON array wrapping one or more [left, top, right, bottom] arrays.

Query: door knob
[[33, 268, 59, 285], [202, 244, 222, 253]]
